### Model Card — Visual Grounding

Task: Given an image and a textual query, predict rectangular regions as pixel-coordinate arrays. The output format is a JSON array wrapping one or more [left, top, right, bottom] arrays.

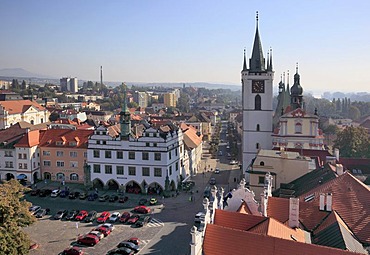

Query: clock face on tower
[[252, 80, 265, 93]]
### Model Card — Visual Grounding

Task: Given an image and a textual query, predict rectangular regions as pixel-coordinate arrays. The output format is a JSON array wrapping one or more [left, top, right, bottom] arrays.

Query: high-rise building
[[60, 77, 78, 92], [133, 91, 148, 108], [241, 12, 274, 179], [164, 92, 177, 108]]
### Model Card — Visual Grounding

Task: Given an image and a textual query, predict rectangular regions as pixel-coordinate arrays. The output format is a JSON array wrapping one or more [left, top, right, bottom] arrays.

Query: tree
[[21, 80, 27, 90], [348, 105, 361, 120], [334, 126, 370, 158], [0, 179, 35, 255]]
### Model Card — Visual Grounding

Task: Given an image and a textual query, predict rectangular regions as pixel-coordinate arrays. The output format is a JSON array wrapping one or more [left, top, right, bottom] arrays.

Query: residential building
[[60, 77, 78, 92], [180, 123, 203, 177], [0, 100, 50, 129], [87, 93, 184, 194], [39, 129, 93, 183], [164, 92, 177, 108], [133, 91, 148, 108], [83, 110, 112, 123]]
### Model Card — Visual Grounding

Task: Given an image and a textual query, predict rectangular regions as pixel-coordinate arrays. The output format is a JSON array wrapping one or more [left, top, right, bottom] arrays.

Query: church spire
[[269, 48, 273, 71], [120, 86, 131, 140], [249, 11, 265, 72], [242, 48, 247, 71]]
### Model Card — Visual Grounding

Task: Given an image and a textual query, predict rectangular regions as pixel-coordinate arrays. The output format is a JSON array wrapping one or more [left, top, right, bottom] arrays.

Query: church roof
[[249, 12, 265, 72]]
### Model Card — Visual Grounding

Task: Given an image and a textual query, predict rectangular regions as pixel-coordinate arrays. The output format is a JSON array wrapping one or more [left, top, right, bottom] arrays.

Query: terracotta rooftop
[[203, 224, 363, 255], [213, 209, 265, 231], [0, 100, 45, 114], [14, 130, 40, 148], [39, 129, 93, 149]]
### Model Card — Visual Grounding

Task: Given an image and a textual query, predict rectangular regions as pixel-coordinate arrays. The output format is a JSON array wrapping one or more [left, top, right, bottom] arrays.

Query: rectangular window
[[56, 161, 65, 167], [105, 151, 112, 158], [93, 150, 100, 158], [69, 141, 77, 146], [142, 152, 149, 160], [154, 153, 161, 161], [146, 142, 150, 147], [70, 161, 78, 168], [105, 165, 112, 174], [129, 152, 135, 160], [70, 151, 78, 157], [5, 151, 13, 157], [56, 151, 64, 157], [56, 141, 64, 146], [154, 168, 162, 177], [153, 143, 157, 147], [258, 176, 265, 184], [116, 166, 124, 175], [43, 151, 50, 156], [169, 166, 172, 175], [128, 167, 136, 176], [142, 167, 150, 176], [103, 141, 106, 145], [43, 160, 51, 166], [83, 152, 87, 158], [19, 163, 23, 169], [24, 163, 27, 169], [93, 164, 101, 173], [176, 162, 179, 171], [18, 153, 22, 159], [175, 148, 178, 156], [5, 161, 13, 168], [169, 151, 172, 160], [117, 151, 123, 159]]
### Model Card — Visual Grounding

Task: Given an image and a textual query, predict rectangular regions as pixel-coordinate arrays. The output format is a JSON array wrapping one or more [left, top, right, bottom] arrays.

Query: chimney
[[260, 192, 268, 217], [334, 148, 339, 161], [319, 193, 325, 210], [326, 193, 332, 211], [289, 198, 300, 228], [336, 164, 344, 175]]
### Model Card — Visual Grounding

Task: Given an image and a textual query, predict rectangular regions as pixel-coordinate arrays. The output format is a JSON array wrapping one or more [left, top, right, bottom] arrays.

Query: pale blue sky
[[1, 0, 369, 94]]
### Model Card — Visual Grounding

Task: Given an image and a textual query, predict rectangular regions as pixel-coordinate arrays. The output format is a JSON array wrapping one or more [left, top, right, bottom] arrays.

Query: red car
[[62, 246, 84, 255], [93, 225, 111, 237], [119, 212, 131, 223], [134, 205, 151, 214], [127, 214, 140, 224], [127, 237, 140, 245], [75, 210, 88, 221], [77, 234, 99, 246], [96, 211, 110, 223]]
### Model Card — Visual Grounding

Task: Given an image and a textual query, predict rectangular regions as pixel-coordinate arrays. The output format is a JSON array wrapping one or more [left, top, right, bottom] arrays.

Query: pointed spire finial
[[287, 70, 290, 86], [280, 74, 282, 82], [267, 51, 270, 70], [283, 72, 285, 84], [296, 62, 299, 74], [256, 11, 259, 24], [269, 47, 273, 70], [242, 48, 247, 71]]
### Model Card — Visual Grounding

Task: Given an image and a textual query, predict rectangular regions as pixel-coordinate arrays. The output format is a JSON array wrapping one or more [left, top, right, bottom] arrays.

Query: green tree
[[334, 126, 370, 158], [177, 92, 190, 112], [348, 105, 361, 120], [0, 179, 35, 255]]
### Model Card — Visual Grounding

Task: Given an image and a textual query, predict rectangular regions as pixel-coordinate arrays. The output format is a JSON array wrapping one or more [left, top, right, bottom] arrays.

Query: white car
[[109, 212, 121, 222], [230, 160, 238, 165], [101, 223, 115, 231], [50, 189, 61, 198], [215, 168, 220, 174]]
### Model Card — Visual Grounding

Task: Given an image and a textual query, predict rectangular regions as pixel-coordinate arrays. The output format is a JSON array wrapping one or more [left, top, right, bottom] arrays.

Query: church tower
[[120, 88, 131, 140], [290, 63, 304, 110], [242, 12, 274, 177]]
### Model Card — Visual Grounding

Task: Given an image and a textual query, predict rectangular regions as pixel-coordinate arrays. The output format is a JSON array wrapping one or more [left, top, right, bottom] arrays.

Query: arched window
[[255, 95, 261, 110], [256, 124, 260, 131], [295, 123, 302, 134], [256, 143, 260, 149], [30, 120, 34, 125], [56, 172, 65, 181], [260, 161, 265, 166], [70, 173, 79, 181]]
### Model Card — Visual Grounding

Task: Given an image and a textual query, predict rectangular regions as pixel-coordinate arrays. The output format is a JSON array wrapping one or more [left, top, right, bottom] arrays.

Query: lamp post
[[83, 162, 92, 190]]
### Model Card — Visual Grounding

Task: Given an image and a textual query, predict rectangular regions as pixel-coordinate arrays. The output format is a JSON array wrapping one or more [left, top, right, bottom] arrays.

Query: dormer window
[[56, 141, 64, 146], [69, 142, 77, 146]]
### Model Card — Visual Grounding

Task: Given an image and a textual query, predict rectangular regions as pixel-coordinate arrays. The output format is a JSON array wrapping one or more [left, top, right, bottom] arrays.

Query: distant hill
[[0, 68, 53, 79], [125, 82, 241, 91]]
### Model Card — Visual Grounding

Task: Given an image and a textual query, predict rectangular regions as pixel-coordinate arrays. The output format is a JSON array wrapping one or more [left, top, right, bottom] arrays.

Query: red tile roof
[[14, 130, 40, 148], [298, 172, 370, 245], [213, 209, 265, 231], [203, 224, 362, 255], [0, 100, 45, 114], [39, 129, 93, 149]]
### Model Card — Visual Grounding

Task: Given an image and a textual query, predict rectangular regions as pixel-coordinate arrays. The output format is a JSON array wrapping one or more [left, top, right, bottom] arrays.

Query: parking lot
[[24, 187, 164, 255]]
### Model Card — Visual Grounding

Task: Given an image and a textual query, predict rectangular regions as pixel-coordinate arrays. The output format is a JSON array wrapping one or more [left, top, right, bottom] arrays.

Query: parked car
[[209, 177, 216, 185], [99, 194, 109, 202], [230, 160, 238, 165], [127, 214, 140, 224], [87, 193, 98, 201], [29, 205, 41, 214], [51, 189, 61, 198], [109, 212, 121, 222], [69, 191, 80, 199], [218, 151, 223, 156], [106, 247, 135, 255], [135, 216, 151, 228], [35, 208, 49, 218], [39, 189, 52, 197], [138, 198, 147, 205], [30, 189, 40, 196], [88, 230, 104, 240], [75, 210, 88, 221], [59, 190, 70, 198], [77, 234, 99, 246], [126, 237, 140, 246], [134, 206, 151, 214], [93, 225, 111, 237], [149, 197, 157, 205], [61, 246, 84, 255], [119, 196, 129, 203], [117, 241, 140, 253], [194, 212, 205, 223], [54, 209, 68, 220], [101, 223, 115, 232], [109, 195, 119, 202], [79, 192, 88, 200], [119, 212, 131, 223], [215, 168, 220, 174], [96, 211, 110, 223], [84, 211, 97, 223], [65, 210, 79, 220]]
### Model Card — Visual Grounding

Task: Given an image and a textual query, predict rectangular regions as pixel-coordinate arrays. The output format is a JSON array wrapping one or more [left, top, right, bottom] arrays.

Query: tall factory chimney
[[100, 66, 103, 86]]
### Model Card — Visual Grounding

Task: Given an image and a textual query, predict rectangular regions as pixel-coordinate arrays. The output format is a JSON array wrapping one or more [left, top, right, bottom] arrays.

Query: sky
[[1, 0, 369, 95]]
